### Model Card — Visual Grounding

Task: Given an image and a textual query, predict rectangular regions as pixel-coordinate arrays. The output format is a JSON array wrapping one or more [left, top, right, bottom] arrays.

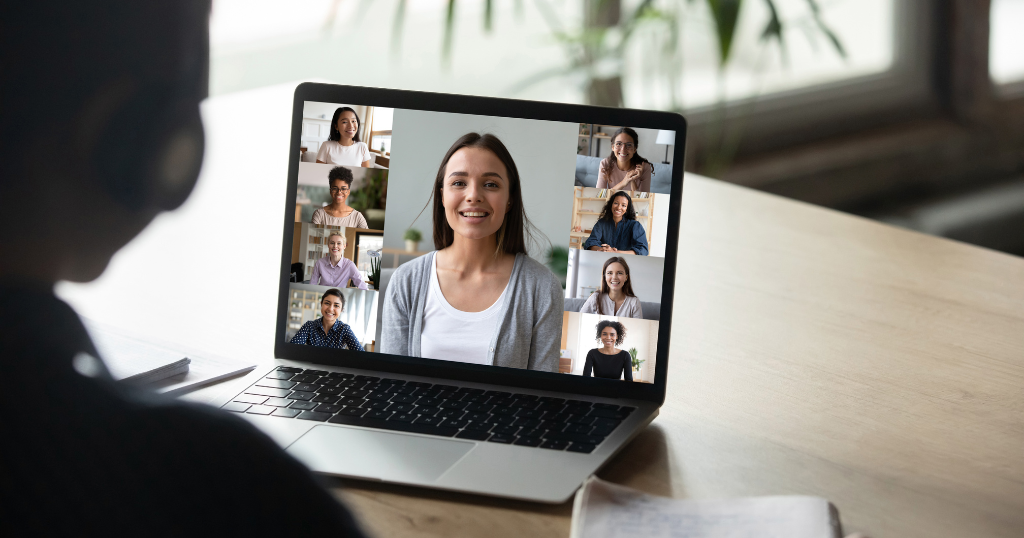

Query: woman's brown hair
[[595, 256, 636, 315], [429, 133, 537, 255]]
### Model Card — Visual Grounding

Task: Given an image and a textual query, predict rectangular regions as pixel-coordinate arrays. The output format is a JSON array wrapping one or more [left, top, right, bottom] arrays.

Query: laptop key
[[540, 440, 569, 450], [292, 383, 321, 392], [567, 443, 597, 454], [390, 394, 417, 404], [337, 406, 368, 417], [234, 394, 268, 405], [565, 423, 594, 434], [388, 403, 416, 414], [289, 401, 318, 411], [339, 396, 367, 407], [364, 400, 390, 410], [514, 437, 543, 447], [567, 415, 596, 426], [366, 391, 392, 401], [223, 402, 250, 413], [414, 415, 443, 426], [455, 430, 490, 441], [488, 434, 516, 444], [246, 405, 275, 415], [587, 408, 629, 419], [317, 386, 344, 395], [365, 410, 393, 420], [303, 369, 329, 376], [591, 425, 617, 437], [515, 409, 543, 419], [276, 366, 303, 373], [346, 389, 370, 399], [289, 374, 320, 383], [518, 428, 545, 438], [442, 419, 469, 429], [416, 396, 443, 407], [592, 418, 621, 429], [263, 371, 295, 381], [315, 404, 343, 414], [417, 406, 442, 417], [492, 406, 517, 416], [391, 413, 417, 423], [245, 387, 290, 398], [543, 432, 605, 445], [591, 403, 619, 410], [438, 409, 465, 420], [263, 397, 293, 407], [311, 394, 339, 404], [255, 379, 296, 389], [327, 414, 458, 437], [439, 400, 468, 410], [272, 408, 302, 418], [464, 422, 493, 432], [492, 425, 520, 436], [287, 391, 316, 401], [296, 411, 332, 422]]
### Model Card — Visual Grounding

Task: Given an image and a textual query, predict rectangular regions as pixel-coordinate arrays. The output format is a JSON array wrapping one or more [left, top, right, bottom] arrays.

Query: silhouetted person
[[0, 3, 366, 536]]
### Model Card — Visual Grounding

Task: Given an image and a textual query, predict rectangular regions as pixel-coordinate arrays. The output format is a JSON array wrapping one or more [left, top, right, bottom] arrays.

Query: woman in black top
[[582, 320, 632, 381]]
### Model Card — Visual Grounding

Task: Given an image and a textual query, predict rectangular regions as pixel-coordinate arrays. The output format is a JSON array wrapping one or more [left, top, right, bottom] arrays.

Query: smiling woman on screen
[[316, 107, 373, 168], [381, 133, 562, 372], [582, 191, 649, 256], [309, 231, 368, 290], [289, 288, 362, 350], [312, 166, 368, 229], [583, 320, 632, 381], [579, 256, 642, 318], [596, 128, 653, 193]]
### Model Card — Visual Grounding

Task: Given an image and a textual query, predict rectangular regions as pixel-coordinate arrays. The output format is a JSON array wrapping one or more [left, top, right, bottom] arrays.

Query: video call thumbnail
[[286, 100, 676, 383]]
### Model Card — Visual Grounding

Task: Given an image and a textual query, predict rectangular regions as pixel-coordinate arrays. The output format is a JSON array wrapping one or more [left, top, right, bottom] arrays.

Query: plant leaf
[[759, 0, 787, 66], [484, 0, 494, 32], [442, 0, 457, 67], [706, 0, 743, 67], [804, 0, 846, 58], [390, 0, 407, 57]]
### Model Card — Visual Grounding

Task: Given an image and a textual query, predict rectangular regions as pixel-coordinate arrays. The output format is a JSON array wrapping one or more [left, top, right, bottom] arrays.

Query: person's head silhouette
[[0, 2, 210, 283]]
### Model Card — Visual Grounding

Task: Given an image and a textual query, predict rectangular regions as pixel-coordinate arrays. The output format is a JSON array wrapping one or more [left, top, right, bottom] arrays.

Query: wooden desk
[[61, 85, 1024, 538]]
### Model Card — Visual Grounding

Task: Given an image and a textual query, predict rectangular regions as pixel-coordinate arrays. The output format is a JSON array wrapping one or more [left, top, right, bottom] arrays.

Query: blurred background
[[210, 0, 1024, 255]]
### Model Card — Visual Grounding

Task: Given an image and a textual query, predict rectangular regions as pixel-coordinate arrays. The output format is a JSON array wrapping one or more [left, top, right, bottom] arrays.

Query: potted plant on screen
[[367, 249, 381, 290], [404, 228, 422, 252], [629, 347, 643, 381]]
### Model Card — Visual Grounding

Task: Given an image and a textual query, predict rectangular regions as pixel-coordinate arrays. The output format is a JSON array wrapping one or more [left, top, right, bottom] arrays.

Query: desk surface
[[60, 85, 1024, 538]]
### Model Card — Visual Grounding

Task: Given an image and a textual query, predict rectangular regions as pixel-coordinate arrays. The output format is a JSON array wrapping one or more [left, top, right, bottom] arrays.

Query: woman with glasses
[[311, 166, 369, 228], [596, 127, 653, 193]]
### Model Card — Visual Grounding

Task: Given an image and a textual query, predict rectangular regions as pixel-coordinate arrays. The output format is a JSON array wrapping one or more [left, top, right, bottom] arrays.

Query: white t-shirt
[[419, 252, 510, 366], [316, 140, 371, 166]]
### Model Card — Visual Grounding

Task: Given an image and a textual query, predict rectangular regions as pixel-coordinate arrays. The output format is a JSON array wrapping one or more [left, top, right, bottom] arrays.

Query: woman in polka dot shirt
[[290, 288, 363, 350]]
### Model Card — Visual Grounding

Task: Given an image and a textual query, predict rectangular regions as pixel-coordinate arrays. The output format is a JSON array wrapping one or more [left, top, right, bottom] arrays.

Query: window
[[990, 0, 1024, 91]]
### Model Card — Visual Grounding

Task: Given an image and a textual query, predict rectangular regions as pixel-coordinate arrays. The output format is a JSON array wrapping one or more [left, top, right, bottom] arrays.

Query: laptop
[[212, 83, 686, 503]]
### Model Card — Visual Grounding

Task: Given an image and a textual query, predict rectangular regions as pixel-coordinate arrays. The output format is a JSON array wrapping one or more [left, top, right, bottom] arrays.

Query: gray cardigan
[[380, 252, 563, 372]]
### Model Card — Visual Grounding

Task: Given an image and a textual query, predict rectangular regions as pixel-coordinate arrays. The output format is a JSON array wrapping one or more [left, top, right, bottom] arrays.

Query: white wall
[[569, 249, 664, 303], [567, 312, 659, 381], [650, 193, 670, 257], [384, 109, 578, 261]]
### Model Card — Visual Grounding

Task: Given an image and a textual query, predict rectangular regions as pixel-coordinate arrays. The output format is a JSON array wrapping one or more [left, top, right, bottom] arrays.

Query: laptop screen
[[284, 97, 679, 388]]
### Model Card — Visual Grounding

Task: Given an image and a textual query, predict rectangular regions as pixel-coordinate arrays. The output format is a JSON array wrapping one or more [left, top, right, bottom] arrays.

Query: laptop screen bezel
[[275, 83, 685, 406]]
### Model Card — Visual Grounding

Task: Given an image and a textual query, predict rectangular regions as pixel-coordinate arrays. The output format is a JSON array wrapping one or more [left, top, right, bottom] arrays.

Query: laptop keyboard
[[222, 367, 635, 454]]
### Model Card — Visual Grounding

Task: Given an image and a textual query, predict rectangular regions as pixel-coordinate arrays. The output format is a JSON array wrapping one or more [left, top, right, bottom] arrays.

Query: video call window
[[285, 100, 676, 384]]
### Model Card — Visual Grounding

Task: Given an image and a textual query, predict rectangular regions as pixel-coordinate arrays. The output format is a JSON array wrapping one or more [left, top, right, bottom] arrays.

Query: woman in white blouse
[[316, 107, 373, 167], [579, 256, 643, 318], [311, 166, 368, 228]]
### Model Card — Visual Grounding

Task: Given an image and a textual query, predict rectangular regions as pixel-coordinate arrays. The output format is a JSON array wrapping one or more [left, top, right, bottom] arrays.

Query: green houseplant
[[368, 249, 382, 290], [403, 228, 422, 252], [547, 245, 569, 289], [629, 347, 643, 378]]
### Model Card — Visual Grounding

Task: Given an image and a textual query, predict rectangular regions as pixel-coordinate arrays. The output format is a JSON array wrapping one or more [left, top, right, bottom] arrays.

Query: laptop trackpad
[[286, 425, 474, 483]]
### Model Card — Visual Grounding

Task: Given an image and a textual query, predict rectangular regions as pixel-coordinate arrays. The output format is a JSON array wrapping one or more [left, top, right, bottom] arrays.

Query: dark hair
[[1, 2, 210, 197], [606, 127, 654, 176], [595, 320, 626, 346], [429, 133, 538, 255], [598, 191, 637, 222], [595, 257, 636, 315], [321, 288, 345, 310], [328, 107, 361, 143], [327, 166, 354, 187]]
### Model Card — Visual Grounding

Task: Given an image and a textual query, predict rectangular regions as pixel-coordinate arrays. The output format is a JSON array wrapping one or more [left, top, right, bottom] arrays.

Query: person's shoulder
[[390, 252, 433, 287], [515, 254, 560, 291], [600, 157, 614, 170]]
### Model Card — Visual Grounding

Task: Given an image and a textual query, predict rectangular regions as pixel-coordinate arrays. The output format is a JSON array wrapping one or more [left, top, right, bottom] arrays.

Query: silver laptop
[[213, 83, 686, 503]]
